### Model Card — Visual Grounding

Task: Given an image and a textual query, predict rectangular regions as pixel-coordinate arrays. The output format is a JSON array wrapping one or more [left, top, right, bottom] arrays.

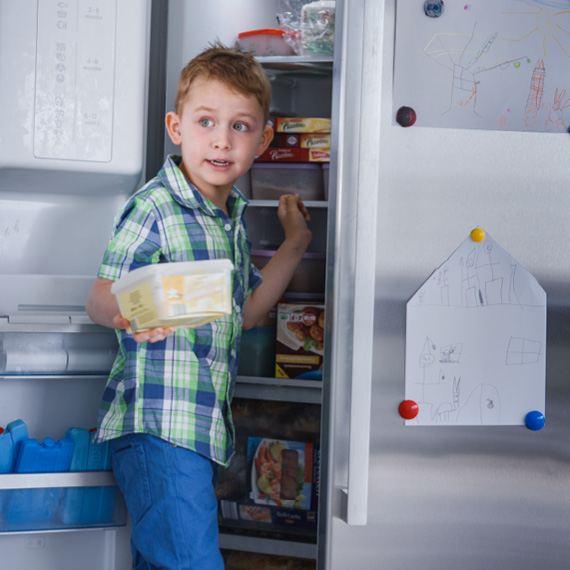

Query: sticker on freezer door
[[404, 228, 546, 426]]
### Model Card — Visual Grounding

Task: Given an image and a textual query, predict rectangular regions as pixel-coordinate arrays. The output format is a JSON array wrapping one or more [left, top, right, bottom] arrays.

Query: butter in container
[[111, 260, 234, 332]]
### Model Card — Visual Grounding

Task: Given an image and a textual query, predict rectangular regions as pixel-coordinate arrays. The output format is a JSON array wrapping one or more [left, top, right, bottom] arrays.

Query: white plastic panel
[[34, 0, 117, 162], [0, 0, 150, 194]]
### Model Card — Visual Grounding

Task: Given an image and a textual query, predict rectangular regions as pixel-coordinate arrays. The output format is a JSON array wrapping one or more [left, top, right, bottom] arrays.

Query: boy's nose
[[212, 128, 231, 150]]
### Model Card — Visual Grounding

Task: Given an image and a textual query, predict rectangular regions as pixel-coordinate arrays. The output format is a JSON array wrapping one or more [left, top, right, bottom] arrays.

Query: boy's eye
[[200, 118, 214, 127], [233, 122, 249, 132]]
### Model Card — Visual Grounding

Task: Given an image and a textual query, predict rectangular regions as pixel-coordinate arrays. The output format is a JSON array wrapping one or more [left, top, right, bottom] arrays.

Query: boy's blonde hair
[[175, 42, 271, 124]]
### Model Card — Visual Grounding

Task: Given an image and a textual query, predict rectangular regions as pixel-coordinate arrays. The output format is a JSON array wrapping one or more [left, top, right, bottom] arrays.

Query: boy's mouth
[[209, 159, 230, 166]]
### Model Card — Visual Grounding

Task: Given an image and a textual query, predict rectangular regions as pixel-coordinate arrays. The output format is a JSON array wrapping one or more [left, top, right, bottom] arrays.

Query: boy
[[86, 44, 312, 569]]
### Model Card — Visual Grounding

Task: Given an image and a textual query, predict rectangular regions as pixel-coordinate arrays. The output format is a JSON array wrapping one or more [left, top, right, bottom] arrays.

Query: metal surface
[[324, 0, 570, 568]]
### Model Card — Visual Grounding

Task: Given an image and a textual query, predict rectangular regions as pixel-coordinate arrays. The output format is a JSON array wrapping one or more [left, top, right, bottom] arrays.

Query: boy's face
[[165, 77, 273, 203]]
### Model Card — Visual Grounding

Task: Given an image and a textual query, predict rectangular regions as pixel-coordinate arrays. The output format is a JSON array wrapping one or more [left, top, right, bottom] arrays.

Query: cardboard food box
[[218, 437, 320, 530], [275, 303, 324, 380], [275, 117, 331, 133], [111, 259, 233, 332], [256, 147, 330, 163]]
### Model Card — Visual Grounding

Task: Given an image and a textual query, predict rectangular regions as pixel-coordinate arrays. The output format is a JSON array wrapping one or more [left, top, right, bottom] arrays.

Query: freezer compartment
[[0, 472, 126, 532], [217, 399, 321, 540]]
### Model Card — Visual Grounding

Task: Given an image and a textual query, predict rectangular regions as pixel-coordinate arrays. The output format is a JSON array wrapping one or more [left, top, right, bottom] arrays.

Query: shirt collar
[[158, 155, 249, 220]]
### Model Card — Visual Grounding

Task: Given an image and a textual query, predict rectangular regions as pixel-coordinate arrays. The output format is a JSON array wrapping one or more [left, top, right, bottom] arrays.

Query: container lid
[[111, 259, 234, 294], [250, 162, 321, 170], [238, 28, 285, 38]]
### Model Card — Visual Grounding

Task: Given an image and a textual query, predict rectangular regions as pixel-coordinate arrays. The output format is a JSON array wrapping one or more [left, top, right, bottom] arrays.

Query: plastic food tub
[[111, 260, 234, 332], [251, 249, 325, 293], [250, 163, 324, 201], [237, 29, 295, 56]]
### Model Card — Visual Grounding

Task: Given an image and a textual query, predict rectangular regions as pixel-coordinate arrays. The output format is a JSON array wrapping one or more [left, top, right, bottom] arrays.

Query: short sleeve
[[248, 261, 263, 295], [98, 197, 162, 281]]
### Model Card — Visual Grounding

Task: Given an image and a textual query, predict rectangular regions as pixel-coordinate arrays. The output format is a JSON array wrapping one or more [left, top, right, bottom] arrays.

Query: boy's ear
[[256, 123, 274, 157], [165, 111, 182, 146]]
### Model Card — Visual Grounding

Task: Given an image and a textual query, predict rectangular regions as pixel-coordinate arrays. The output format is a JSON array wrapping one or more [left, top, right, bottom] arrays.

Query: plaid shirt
[[95, 155, 262, 466]]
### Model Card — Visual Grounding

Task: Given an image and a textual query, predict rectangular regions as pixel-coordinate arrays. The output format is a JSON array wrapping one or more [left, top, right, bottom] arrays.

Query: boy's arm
[[86, 277, 174, 343], [242, 194, 312, 329]]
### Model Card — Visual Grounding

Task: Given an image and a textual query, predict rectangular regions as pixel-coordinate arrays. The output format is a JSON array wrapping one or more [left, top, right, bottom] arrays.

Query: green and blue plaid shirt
[[95, 155, 262, 466]]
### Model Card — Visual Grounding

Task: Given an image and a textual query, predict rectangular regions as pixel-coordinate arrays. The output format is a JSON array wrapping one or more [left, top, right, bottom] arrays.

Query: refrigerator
[[3, 0, 570, 569]]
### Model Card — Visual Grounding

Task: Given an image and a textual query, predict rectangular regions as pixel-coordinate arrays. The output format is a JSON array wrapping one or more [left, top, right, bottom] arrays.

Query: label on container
[[34, 0, 117, 161], [162, 274, 228, 317], [300, 134, 331, 149], [275, 118, 331, 133], [117, 282, 158, 332]]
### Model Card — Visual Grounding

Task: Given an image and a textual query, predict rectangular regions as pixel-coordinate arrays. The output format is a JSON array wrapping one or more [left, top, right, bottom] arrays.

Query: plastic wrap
[[277, 0, 335, 55]]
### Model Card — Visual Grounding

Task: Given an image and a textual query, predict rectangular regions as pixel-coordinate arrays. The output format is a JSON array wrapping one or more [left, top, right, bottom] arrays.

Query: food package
[[111, 259, 233, 332], [236, 29, 296, 56], [218, 437, 319, 530], [301, 1, 335, 55], [275, 303, 324, 380], [274, 117, 331, 133]]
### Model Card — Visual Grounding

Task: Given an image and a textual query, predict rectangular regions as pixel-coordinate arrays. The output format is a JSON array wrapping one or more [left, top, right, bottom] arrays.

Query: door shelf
[[235, 376, 322, 404], [0, 471, 127, 534]]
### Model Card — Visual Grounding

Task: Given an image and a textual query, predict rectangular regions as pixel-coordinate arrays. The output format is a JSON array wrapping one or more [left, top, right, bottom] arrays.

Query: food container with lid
[[250, 163, 324, 201], [237, 29, 296, 56], [111, 260, 233, 332]]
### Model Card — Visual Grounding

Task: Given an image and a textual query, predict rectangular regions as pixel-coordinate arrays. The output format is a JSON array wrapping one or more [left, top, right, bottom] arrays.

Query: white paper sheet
[[405, 230, 546, 425], [393, 1, 570, 132]]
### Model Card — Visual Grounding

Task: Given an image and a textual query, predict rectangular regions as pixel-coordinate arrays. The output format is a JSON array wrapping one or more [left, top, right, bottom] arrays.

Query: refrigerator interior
[[162, 1, 333, 566], [324, 1, 570, 569], [0, 0, 152, 568]]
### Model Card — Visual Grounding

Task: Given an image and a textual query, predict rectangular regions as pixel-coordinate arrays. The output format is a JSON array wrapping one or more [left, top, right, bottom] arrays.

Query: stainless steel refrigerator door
[[322, 0, 570, 568]]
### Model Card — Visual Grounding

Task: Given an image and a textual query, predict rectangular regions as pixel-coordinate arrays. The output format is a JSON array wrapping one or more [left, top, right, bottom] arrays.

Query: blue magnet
[[424, 0, 445, 17], [525, 410, 545, 431]]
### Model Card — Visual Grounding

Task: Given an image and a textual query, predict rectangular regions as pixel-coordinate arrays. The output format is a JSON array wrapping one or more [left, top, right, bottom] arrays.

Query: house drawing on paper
[[405, 230, 546, 426]]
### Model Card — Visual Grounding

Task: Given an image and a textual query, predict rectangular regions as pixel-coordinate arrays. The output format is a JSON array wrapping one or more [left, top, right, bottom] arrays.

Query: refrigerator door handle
[[334, 0, 383, 527]]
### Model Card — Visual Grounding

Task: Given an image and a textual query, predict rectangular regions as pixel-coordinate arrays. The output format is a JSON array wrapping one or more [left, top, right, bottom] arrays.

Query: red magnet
[[399, 400, 419, 420], [396, 106, 417, 127]]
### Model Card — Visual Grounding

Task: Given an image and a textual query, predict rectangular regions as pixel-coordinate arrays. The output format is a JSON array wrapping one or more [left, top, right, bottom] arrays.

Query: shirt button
[[235, 305, 241, 314], [224, 223, 232, 231]]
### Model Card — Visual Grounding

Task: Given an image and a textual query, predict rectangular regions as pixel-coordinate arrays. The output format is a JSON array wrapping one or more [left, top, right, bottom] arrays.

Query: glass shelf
[[247, 199, 328, 209], [256, 55, 333, 74], [235, 376, 322, 404], [219, 531, 317, 560]]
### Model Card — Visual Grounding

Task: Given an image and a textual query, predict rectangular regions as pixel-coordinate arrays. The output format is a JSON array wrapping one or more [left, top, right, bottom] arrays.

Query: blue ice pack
[[0, 419, 28, 473]]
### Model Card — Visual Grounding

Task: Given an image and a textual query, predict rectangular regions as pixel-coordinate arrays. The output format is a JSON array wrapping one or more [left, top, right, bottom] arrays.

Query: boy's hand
[[112, 313, 176, 343], [277, 194, 312, 249]]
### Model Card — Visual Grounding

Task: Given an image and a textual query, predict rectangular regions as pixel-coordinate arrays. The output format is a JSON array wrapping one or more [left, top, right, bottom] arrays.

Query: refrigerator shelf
[[0, 471, 116, 490], [256, 55, 333, 74], [219, 531, 317, 560], [247, 199, 328, 209], [235, 376, 322, 404]]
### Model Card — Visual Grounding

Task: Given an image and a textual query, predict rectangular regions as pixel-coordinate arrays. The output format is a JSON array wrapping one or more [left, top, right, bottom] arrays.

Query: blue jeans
[[109, 433, 224, 570]]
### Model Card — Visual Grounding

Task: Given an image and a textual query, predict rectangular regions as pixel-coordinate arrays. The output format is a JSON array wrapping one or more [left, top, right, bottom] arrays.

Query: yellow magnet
[[470, 228, 485, 242]]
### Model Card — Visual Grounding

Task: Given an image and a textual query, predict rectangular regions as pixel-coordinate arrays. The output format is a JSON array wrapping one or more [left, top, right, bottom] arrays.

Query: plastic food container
[[237, 29, 295, 56], [250, 163, 324, 201], [251, 249, 325, 293], [111, 260, 234, 332], [322, 163, 329, 200], [238, 326, 276, 377]]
